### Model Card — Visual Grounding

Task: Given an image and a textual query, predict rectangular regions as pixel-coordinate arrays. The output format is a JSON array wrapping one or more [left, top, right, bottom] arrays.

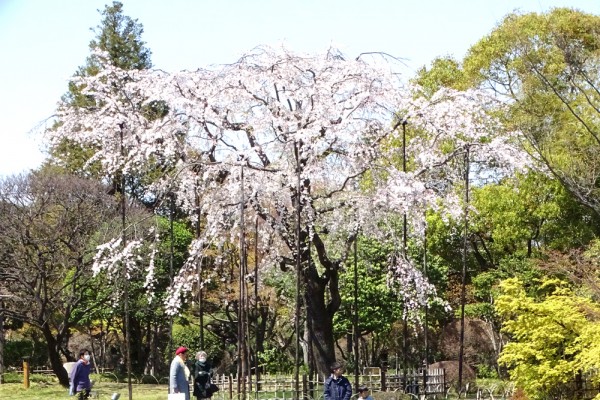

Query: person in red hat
[[170, 346, 190, 400]]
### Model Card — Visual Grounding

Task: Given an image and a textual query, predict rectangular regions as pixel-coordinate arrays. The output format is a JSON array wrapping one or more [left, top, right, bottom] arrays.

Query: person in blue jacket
[[69, 349, 92, 399], [358, 385, 374, 400], [324, 362, 352, 400]]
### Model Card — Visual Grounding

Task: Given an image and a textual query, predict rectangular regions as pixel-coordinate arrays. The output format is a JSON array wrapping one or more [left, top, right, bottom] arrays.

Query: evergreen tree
[[87, 1, 152, 71], [47, 1, 152, 175]]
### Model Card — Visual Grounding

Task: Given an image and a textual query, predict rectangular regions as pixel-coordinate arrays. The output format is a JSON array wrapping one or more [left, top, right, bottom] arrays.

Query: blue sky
[[1, 0, 599, 177]]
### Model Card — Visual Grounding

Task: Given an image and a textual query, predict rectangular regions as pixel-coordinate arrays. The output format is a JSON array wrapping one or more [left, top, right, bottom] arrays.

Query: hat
[[330, 362, 343, 371], [175, 346, 188, 355]]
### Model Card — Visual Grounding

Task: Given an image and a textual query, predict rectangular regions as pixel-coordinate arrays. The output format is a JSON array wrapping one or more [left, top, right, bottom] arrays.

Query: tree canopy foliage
[[463, 7, 600, 218], [496, 277, 600, 400]]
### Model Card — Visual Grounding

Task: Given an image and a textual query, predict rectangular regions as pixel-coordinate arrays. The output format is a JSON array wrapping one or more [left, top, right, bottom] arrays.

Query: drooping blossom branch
[[50, 47, 535, 317]]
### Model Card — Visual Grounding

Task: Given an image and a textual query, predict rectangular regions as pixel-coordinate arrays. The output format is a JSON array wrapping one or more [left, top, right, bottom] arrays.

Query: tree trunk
[[42, 323, 70, 387], [129, 315, 145, 374], [302, 230, 347, 378], [304, 269, 336, 378]]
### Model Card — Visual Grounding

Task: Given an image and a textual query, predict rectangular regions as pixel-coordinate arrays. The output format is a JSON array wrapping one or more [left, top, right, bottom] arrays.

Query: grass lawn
[[0, 372, 446, 400], [0, 381, 169, 400], [0, 372, 170, 400]]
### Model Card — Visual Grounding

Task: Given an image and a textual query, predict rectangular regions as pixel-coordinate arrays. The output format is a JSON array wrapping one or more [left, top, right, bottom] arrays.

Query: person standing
[[69, 349, 92, 399], [324, 362, 352, 400], [193, 350, 214, 399], [170, 346, 191, 400]]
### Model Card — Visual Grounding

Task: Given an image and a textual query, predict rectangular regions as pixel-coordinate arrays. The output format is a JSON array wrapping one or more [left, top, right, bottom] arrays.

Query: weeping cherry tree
[[50, 46, 532, 377]]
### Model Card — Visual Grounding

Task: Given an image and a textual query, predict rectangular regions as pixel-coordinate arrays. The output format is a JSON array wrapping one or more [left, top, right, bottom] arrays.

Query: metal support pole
[[401, 120, 409, 388], [238, 165, 248, 399], [196, 188, 204, 349], [169, 192, 175, 357], [119, 124, 133, 400], [254, 216, 260, 399], [294, 161, 301, 400], [0, 300, 4, 385], [423, 224, 429, 396], [458, 146, 470, 392], [353, 236, 359, 390]]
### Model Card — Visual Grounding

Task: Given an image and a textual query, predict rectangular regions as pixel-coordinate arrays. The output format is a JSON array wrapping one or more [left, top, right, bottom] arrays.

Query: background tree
[[496, 277, 600, 400], [0, 173, 120, 386], [413, 15, 600, 376], [413, 56, 469, 96], [420, 169, 600, 377], [126, 215, 193, 375], [334, 236, 402, 368], [463, 7, 600, 218]]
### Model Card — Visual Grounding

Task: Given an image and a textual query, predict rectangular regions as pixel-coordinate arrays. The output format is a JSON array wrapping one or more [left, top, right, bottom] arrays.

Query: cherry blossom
[[49, 47, 534, 370]]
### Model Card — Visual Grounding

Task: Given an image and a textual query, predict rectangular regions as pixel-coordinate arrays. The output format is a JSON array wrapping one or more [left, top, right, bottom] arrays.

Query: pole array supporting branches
[[49, 46, 529, 386]]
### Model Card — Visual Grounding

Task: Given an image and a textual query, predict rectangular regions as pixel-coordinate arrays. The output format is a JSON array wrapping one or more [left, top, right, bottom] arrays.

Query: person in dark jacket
[[193, 350, 217, 399], [324, 362, 352, 400], [69, 349, 92, 399]]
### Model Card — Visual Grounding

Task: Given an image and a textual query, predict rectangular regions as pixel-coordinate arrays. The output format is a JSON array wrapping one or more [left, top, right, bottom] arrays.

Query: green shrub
[[171, 322, 226, 366], [4, 339, 48, 368], [257, 346, 294, 374], [476, 364, 498, 379]]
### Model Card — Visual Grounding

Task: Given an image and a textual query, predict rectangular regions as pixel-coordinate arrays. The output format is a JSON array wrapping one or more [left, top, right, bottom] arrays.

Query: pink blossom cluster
[[50, 47, 535, 314]]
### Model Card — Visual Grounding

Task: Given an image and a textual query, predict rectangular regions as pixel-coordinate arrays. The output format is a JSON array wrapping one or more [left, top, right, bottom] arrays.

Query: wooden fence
[[15, 366, 448, 399], [206, 368, 446, 399]]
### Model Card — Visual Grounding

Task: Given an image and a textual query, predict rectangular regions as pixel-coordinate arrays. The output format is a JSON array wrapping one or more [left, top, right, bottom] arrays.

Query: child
[[357, 385, 373, 400]]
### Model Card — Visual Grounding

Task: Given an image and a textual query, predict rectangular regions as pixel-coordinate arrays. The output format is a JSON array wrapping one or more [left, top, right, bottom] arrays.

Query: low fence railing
[[206, 369, 447, 399], [14, 367, 448, 399]]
